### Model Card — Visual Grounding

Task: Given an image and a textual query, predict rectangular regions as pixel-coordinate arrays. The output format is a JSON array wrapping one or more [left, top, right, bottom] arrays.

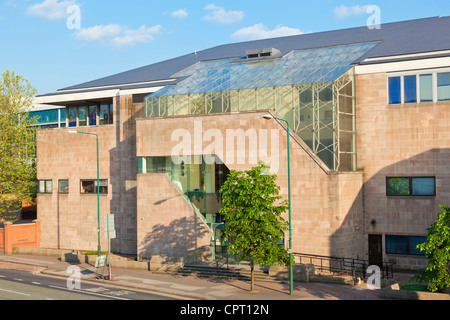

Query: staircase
[[153, 263, 280, 282]]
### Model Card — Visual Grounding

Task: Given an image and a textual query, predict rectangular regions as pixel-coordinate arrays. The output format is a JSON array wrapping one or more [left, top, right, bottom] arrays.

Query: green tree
[[219, 162, 290, 292], [411, 205, 450, 292], [0, 70, 38, 222]]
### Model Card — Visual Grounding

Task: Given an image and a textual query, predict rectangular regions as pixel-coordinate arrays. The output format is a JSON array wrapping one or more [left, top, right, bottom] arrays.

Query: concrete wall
[[356, 72, 450, 269]]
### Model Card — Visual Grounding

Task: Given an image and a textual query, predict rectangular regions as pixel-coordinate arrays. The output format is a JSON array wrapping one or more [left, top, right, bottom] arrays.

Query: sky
[[0, 0, 449, 95]]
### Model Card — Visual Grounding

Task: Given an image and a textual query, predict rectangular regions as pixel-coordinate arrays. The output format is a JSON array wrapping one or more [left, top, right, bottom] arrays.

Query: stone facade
[[356, 72, 450, 269]]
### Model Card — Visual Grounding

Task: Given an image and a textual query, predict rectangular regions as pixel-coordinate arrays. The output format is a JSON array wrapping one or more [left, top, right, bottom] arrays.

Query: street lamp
[[68, 130, 101, 258], [263, 114, 294, 295]]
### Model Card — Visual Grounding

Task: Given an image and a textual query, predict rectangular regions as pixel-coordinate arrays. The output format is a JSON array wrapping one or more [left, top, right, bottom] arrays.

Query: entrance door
[[368, 234, 383, 267]]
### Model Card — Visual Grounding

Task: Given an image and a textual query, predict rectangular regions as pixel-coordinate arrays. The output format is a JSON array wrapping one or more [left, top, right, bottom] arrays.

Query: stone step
[[154, 265, 280, 282]]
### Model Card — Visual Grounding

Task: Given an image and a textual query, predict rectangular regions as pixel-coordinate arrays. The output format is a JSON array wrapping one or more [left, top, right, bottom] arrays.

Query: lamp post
[[68, 130, 101, 257], [263, 114, 293, 295]]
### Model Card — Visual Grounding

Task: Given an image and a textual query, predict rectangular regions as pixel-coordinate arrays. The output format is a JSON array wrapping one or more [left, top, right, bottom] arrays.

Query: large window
[[81, 179, 108, 194], [66, 104, 113, 128], [386, 235, 426, 255], [388, 70, 450, 105], [386, 177, 436, 196]]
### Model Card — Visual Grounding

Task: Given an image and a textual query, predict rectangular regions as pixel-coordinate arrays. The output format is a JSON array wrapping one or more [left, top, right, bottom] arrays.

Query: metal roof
[[41, 16, 450, 96]]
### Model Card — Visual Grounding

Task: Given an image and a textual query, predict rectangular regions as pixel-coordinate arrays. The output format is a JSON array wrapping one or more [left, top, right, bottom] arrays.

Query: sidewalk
[[0, 253, 384, 300]]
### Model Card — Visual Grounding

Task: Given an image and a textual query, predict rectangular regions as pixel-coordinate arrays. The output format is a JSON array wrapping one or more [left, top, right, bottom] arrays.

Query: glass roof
[[149, 42, 378, 98]]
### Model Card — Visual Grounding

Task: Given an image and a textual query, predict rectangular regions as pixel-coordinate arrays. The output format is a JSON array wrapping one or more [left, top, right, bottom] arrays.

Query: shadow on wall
[[139, 215, 210, 269], [330, 148, 448, 270]]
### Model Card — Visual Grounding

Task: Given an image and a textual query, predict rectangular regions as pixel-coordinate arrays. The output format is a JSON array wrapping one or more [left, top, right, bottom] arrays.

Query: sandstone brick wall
[[136, 110, 365, 260], [356, 72, 450, 269]]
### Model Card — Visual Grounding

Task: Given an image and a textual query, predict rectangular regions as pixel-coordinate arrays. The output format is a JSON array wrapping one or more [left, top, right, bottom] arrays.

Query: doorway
[[368, 234, 383, 267]]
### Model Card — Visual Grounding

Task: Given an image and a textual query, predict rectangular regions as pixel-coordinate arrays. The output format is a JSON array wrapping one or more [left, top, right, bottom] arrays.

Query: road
[[0, 269, 180, 300]]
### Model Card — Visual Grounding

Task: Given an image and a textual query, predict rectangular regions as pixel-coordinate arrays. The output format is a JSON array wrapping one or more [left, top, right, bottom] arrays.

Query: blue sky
[[0, 0, 448, 95]]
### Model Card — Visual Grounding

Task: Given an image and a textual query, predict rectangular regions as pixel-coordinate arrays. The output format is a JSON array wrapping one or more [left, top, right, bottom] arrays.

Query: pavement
[[0, 253, 388, 300]]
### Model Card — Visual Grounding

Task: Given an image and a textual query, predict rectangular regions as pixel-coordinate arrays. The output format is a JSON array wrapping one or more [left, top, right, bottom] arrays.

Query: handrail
[[293, 252, 395, 279]]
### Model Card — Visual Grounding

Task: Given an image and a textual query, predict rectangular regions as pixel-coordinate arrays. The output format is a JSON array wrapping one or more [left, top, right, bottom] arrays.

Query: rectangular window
[[419, 74, 433, 102], [99, 104, 113, 125], [388, 77, 401, 104], [403, 75, 417, 103], [386, 177, 435, 196], [81, 179, 108, 194], [437, 72, 450, 101], [89, 105, 97, 126], [68, 107, 77, 127], [59, 180, 69, 193], [78, 106, 87, 127], [386, 235, 426, 255], [39, 180, 52, 194]]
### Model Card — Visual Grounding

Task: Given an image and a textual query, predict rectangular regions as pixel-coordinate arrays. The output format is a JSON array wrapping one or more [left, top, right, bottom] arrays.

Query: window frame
[[386, 176, 436, 197], [58, 179, 69, 194], [38, 180, 53, 194], [385, 235, 426, 256], [80, 179, 108, 195], [387, 67, 450, 105]]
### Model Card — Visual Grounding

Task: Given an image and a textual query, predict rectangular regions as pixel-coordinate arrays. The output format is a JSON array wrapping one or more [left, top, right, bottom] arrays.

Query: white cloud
[[232, 24, 304, 41], [334, 5, 371, 19], [75, 24, 122, 42], [171, 9, 188, 19], [74, 24, 161, 48], [202, 4, 244, 24], [26, 0, 77, 20], [112, 25, 161, 47]]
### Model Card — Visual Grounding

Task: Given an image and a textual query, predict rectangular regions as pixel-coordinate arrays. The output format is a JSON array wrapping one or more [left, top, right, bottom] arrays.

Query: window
[[388, 77, 401, 104], [99, 104, 113, 125], [89, 105, 97, 126], [59, 180, 69, 193], [39, 180, 53, 194], [78, 106, 87, 127], [386, 177, 435, 196], [68, 107, 77, 127], [419, 74, 433, 102], [81, 179, 108, 194], [386, 235, 426, 255], [437, 72, 450, 101], [403, 75, 417, 103]]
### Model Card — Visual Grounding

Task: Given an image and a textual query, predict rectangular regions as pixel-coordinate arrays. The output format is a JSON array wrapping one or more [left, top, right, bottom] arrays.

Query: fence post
[[4, 222, 13, 254]]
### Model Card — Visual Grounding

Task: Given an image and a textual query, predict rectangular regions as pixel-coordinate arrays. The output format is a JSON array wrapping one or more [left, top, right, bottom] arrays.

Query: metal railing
[[294, 253, 395, 279]]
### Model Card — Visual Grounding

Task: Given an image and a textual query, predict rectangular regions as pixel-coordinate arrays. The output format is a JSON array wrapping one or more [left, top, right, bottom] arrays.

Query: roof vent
[[246, 48, 281, 60]]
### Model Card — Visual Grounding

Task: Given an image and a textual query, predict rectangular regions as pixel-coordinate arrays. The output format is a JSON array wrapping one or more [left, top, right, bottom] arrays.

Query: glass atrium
[[144, 42, 377, 171]]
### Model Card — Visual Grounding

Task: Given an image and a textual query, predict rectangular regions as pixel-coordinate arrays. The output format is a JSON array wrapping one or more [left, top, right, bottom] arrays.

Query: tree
[[411, 205, 450, 292], [219, 162, 290, 292], [0, 70, 38, 222]]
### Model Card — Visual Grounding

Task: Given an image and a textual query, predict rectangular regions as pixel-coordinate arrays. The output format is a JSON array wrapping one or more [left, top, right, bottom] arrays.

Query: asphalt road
[[0, 269, 180, 300]]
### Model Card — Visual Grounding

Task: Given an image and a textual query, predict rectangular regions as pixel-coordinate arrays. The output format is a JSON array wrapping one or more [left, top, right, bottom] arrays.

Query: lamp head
[[263, 115, 274, 120], [68, 131, 78, 134]]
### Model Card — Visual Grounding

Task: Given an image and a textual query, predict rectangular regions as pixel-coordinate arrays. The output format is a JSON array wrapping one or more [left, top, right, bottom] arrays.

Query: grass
[[401, 284, 430, 292]]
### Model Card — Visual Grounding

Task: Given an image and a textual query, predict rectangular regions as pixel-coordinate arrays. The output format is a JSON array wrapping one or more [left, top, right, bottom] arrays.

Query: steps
[[154, 264, 280, 282]]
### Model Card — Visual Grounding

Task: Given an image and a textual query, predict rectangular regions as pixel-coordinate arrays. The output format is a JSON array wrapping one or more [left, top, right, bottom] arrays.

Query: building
[[34, 17, 450, 270]]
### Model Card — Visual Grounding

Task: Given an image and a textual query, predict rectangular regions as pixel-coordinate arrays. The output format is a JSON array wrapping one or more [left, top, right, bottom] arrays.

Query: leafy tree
[[411, 205, 450, 292], [0, 70, 38, 222], [219, 162, 290, 292]]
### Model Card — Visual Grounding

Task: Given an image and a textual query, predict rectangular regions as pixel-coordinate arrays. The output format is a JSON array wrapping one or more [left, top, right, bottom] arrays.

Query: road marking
[[13, 278, 24, 281], [32, 282, 42, 285], [49, 285, 131, 300], [0, 287, 31, 296]]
